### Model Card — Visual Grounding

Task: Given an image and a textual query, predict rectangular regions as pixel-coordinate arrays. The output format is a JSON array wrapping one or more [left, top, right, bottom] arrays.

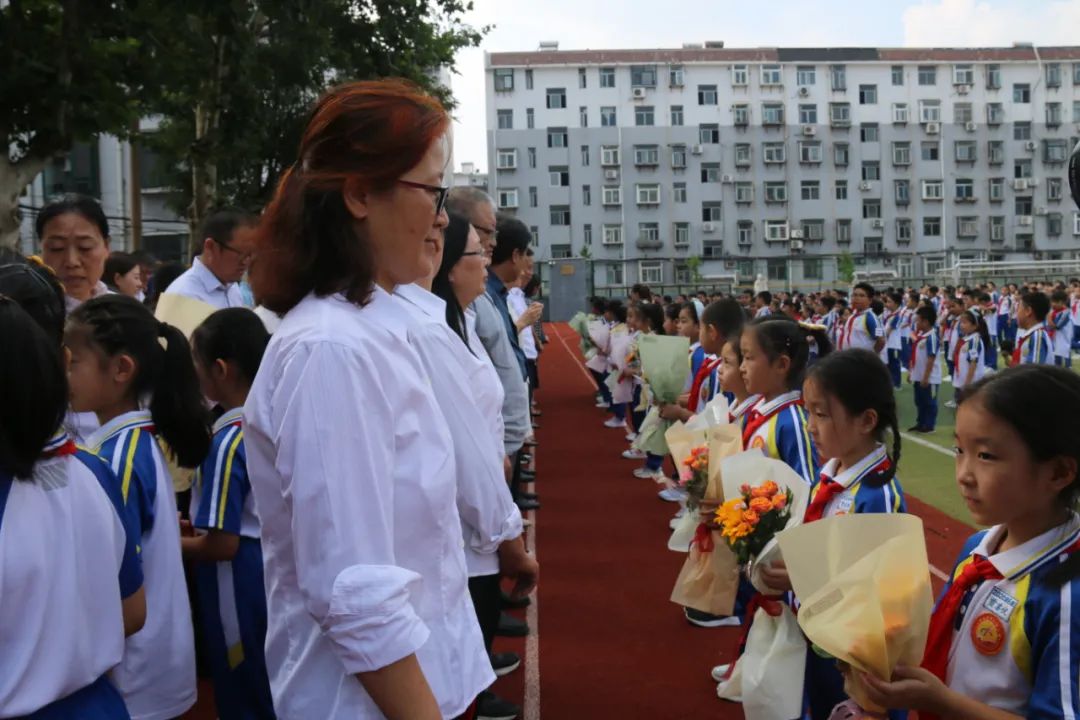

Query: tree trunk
[[0, 156, 48, 250], [188, 33, 229, 260]]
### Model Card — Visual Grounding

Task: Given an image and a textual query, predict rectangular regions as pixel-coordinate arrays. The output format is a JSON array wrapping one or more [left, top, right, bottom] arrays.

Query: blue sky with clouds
[[448, 0, 1080, 172]]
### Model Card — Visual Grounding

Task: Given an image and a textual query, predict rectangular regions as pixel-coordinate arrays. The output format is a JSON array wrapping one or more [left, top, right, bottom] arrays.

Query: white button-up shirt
[[243, 287, 491, 719], [164, 257, 246, 309], [395, 284, 521, 577], [507, 287, 537, 360]]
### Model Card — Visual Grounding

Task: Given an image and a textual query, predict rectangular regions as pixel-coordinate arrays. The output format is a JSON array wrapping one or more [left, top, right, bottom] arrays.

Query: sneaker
[[710, 663, 733, 682], [476, 691, 520, 720], [658, 487, 687, 502], [490, 651, 521, 677], [684, 607, 742, 628], [604, 417, 626, 429], [496, 612, 529, 638], [669, 515, 682, 529], [622, 448, 646, 460], [625, 431, 638, 442], [633, 467, 658, 479], [944, 400, 957, 409], [906, 425, 921, 433], [595, 399, 609, 408]]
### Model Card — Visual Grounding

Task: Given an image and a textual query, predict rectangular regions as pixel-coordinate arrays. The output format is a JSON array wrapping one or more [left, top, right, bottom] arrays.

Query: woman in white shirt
[[245, 79, 490, 720]]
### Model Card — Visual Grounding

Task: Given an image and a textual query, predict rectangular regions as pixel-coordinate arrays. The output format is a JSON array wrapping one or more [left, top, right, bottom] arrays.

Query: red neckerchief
[[1012, 329, 1036, 365], [1048, 309, 1067, 339], [41, 438, 77, 459], [741, 396, 801, 448], [909, 332, 923, 369], [952, 334, 970, 373], [687, 356, 722, 412]]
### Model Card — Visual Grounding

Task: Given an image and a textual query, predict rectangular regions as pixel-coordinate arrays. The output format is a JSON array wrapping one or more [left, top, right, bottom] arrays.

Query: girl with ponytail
[[66, 294, 205, 720]]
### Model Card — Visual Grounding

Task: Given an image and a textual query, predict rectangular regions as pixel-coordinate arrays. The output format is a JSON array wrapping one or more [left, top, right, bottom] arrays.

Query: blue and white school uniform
[[953, 332, 986, 393], [821, 309, 839, 347], [838, 309, 881, 352], [755, 306, 772, 319], [727, 394, 762, 431], [982, 307, 999, 368], [0, 433, 142, 720], [1014, 323, 1053, 365], [997, 294, 1016, 342], [938, 513, 1080, 718], [910, 328, 942, 431], [883, 310, 904, 387], [898, 307, 915, 369], [190, 408, 275, 720], [1050, 308, 1072, 367], [1071, 296, 1080, 348], [89, 411, 197, 720], [742, 391, 818, 486]]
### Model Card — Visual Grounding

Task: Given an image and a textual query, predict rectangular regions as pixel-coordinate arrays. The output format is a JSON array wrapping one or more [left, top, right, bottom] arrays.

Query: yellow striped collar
[[975, 512, 1080, 580], [753, 390, 802, 417], [820, 444, 889, 491], [86, 410, 153, 451], [212, 407, 245, 434]]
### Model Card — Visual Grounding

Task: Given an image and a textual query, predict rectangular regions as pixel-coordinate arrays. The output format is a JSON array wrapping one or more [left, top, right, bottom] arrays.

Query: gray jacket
[[471, 293, 530, 455]]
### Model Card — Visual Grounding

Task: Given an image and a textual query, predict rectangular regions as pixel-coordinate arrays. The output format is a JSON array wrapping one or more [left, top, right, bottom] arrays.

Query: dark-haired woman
[[37, 194, 112, 311], [244, 80, 490, 719], [103, 252, 143, 298]]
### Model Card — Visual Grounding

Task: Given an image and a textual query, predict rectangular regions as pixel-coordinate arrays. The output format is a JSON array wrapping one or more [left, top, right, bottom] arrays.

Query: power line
[[18, 202, 189, 228]]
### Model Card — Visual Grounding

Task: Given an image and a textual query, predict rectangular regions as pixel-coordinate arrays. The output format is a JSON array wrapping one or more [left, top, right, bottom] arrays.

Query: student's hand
[[859, 666, 950, 713], [178, 515, 195, 538], [498, 536, 539, 599], [677, 393, 690, 407], [523, 303, 544, 325], [658, 403, 683, 420], [758, 559, 793, 592]]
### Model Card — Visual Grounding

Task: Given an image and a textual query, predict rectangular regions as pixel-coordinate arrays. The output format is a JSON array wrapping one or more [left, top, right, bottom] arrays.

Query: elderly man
[[165, 209, 256, 309]]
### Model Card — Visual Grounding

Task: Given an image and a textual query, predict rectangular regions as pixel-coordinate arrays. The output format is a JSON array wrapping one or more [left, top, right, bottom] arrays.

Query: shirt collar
[[820, 444, 889, 490], [394, 282, 447, 322], [86, 409, 154, 450], [1016, 322, 1045, 340], [43, 428, 73, 455], [212, 407, 245, 433], [64, 282, 111, 313], [362, 284, 412, 343], [975, 512, 1080, 579], [486, 270, 508, 297], [730, 393, 762, 419], [754, 390, 801, 416], [192, 256, 231, 294]]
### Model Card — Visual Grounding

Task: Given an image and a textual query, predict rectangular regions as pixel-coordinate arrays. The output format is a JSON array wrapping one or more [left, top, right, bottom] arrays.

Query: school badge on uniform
[[970, 612, 1006, 656], [751, 435, 766, 450]]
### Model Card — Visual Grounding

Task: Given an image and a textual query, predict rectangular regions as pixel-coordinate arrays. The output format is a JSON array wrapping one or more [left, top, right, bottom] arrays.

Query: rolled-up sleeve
[[270, 341, 430, 674]]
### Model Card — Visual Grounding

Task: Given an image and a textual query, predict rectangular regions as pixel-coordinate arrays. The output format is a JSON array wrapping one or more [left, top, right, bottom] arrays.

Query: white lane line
[[552, 325, 599, 391], [900, 431, 953, 458], [523, 504, 539, 720]]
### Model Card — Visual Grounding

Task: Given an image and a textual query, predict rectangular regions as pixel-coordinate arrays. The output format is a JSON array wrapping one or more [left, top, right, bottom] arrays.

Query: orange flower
[[742, 509, 760, 525], [748, 496, 773, 514], [732, 522, 753, 538], [771, 493, 788, 510]]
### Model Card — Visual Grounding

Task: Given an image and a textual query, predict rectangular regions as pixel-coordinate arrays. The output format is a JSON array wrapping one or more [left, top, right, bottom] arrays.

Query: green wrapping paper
[[632, 335, 691, 457], [569, 311, 594, 355]]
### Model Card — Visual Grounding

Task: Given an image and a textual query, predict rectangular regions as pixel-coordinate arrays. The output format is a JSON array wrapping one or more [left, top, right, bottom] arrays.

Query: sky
[[446, 0, 1080, 173]]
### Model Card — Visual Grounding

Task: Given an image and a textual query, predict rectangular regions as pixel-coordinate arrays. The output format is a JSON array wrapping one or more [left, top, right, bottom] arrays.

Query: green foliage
[[838, 251, 856, 284], [685, 255, 702, 282], [579, 244, 591, 259]]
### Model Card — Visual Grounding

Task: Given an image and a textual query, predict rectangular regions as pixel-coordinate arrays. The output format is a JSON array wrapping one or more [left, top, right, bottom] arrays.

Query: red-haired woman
[[244, 80, 491, 720]]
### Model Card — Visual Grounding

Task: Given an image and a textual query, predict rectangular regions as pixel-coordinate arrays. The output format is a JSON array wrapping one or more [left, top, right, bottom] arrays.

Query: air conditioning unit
[[859, 181, 872, 191], [691, 144, 704, 155], [720, 174, 734, 183], [798, 87, 810, 97], [1035, 206, 1049, 215], [789, 229, 804, 239], [871, 218, 885, 229], [632, 87, 647, 99], [964, 121, 977, 132], [604, 169, 618, 180], [703, 222, 716, 233], [1024, 140, 1038, 151], [956, 84, 971, 95], [1027, 177, 1040, 187], [926, 122, 940, 134], [1017, 215, 1033, 226], [1013, 178, 1029, 190], [790, 240, 805, 250], [801, 125, 816, 136]]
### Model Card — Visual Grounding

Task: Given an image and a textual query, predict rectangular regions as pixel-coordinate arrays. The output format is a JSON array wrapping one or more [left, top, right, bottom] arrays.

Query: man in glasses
[[165, 209, 257, 309]]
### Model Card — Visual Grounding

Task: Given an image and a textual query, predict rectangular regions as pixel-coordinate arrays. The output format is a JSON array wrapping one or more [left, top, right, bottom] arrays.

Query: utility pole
[[129, 119, 142, 250]]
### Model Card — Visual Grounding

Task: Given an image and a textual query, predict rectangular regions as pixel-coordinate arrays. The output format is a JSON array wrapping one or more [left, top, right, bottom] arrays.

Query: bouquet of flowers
[[677, 445, 709, 510], [716, 480, 793, 565]]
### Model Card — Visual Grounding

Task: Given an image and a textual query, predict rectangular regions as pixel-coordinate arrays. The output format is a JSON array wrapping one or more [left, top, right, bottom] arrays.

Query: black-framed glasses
[[460, 250, 484, 258], [213, 239, 253, 263], [473, 224, 498, 240], [398, 179, 449, 216]]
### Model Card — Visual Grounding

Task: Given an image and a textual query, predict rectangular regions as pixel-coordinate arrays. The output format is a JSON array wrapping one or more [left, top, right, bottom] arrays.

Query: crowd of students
[[582, 281, 1079, 719]]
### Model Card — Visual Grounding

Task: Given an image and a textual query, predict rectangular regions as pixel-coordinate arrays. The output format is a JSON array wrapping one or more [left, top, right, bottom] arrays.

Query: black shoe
[[515, 497, 540, 511], [524, 438, 538, 448], [684, 607, 742, 628], [518, 491, 538, 501], [496, 611, 529, 637], [476, 691, 520, 720], [490, 651, 521, 677], [501, 590, 531, 609], [519, 470, 536, 483], [531, 422, 541, 429], [532, 409, 542, 417], [518, 453, 533, 465], [907, 425, 921, 432]]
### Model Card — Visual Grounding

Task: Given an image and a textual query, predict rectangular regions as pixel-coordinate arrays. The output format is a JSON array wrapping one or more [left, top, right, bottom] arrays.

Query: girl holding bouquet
[[627, 303, 669, 479], [718, 330, 761, 429], [862, 365, 1080, 720]]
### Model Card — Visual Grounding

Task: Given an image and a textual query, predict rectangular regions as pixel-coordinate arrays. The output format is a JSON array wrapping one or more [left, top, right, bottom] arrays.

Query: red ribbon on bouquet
[[719, 592, 785, 681], [691, 522, 714, 553]]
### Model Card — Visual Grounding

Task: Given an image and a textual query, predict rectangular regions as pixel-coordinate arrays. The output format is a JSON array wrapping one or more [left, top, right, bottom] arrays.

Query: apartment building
[[486, 44, 1080, 289]]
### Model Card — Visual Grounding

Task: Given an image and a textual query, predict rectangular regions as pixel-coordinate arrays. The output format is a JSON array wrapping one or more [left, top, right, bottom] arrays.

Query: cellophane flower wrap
[[678, 445, 709, 511]]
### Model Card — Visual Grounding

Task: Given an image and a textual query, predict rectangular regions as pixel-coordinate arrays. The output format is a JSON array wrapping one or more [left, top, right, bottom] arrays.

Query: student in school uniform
[[1069, 283, 1080, 350], [883, 292, 904, 389], [837, 283, 883, 353], [0, 294, 146, 720], [941, 297, 963, 379], [818, 296, 840, 348], [980, 292, 1000, 370], [950, 310, 990, 407], [899, 292, 918, 371], [864, 365, 1080, 720], [66, 295, 206, 720], [908, 305, 942, 434], [184, 308, 276, 720], [718, 330, 761, 431], [1049, 289, 1072, 367], [1012, 291, 1053, 366], [602, 301, 631, 430], [626, 303, 669, 480]]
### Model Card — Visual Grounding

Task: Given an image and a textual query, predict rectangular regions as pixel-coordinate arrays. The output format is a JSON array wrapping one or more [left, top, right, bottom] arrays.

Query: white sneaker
[[595, 400, 609, 408], [633, 467, 657, 479], [603, 417, 625, 429], [622, 448, 646, 460], [625, 432, 638, 442], [943, 374, 952, 382], [711, 664, 732, 683], [673, 506, 687, 519], [944, 400, 957, 409], [658, 487, 687, 502], [669, 516, 681, 529]]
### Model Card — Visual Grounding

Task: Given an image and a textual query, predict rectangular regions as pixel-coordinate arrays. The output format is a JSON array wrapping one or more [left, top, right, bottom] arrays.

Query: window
[[798, 141, 822, 163], [579, 106, 588, 127], [891, 65, 904, 86], [1015, 159, 1032, 179], [639, 261, 663, 284], [954, 103, 973, 124], [953, 64, 974, 85], [919, 100, 941, 123], [767, 258, 787, 281], [830, 65, 846, 91], [893, 103, 909, 124], [631, 65, 657, 87], [735, 144, 751, 166], [895, 179, 910, 205], [830, 102, 851, 126], [525, 69, 533, 89], [797, 66, 816, 86], [702, 202, 723, 222], [496, 148, 517, 169], [674, 222, 690, 247], [526, 108, 534, 129], [897, 218, 913, 242], [497, 188, 518, 208], [865, 238, 883, 255], [601, 145, 620, 165], [1049, 177, 1064, 201], [837, 219, 852, 242], [988, 141, 1004, 165], [737, 223, 754, 247], [955, 141, 977, 162], [595, 106, 615, 128], [603, 224, 623, 245], [605, 262, 623, 285], [699, 124, 720, 144], [1014, 122, 1031, 140], [802, 221, 825, 243], [922, 180, 943, 200], [732, 64, 748, 86], [761, 64, 782, 86], [638, 223, 660, 243], [955, 178, 974, 200], [671, 105, 684, 126], [669, 65, 685, 87], [763, 142, 786, 164], [764, 220, 789, 242], [834, 142, 849, 167], [546, 88, 566, 109], [1047, 62, 1062, 88], [583, 224, 592, 246], [1049, 213, 1064, 236], [860, 123, 879, 142], [861, 161, 880, 181], [602, 186, 622, 205], [1013, 83, 1031, 103], [550, 206, 570, 225], [988, 177, 1005, 202], [799, 104, 817, 124], [800, 180, 820, 200], [698, 84, 718, 105], [951, 216, 977, 238], [600, 67, 615, 88], [633, 144, 659, 166], [497, 109, 513, 129], [700, 163, 721, 182], [989, 216, 1005, 241], [528, 147, 537, 168], [547, 127, 567, 147], [494, 69, 514, 92], [1075, 212, 1080, 235], [987, 64, 1001, 89], [918, 66, 937, 85], [923, 217, 941, 236], [921, 141, 940, 161], [636, 183, 660, 205], [1047, 103, 1063, 126], [761, 103, 784, 125], [549, 243, 571, 260], [835, 180, 848, 200], [549, 166, 569, 186], [733, 104, 751, 126], [1044, 139, 1069, 163], [859, 84, 877, 104], [635, 106, 655, 126], [764, 181, 788, 203], [575, 67, 586, 89], [673, 183, 687, 203], [582, 184, 591, 206], [735, 182, 754, 203], [671, 145, 687, 169], [987, 103, 1004, 124], [529, 187, 537, 206], [892, 141, 911, 166], [1074, 101, 1080, 123]]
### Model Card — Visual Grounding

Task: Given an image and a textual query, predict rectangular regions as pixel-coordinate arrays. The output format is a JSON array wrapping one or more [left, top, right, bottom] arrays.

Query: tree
[[0, 0, 164, 248], [685, 255, 703, 285], [838, 251, 856, 284]]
